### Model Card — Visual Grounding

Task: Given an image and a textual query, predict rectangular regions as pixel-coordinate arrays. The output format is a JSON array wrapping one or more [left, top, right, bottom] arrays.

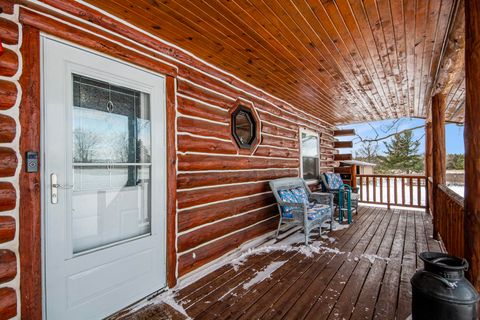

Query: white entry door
[[42, 37, 166, 320]]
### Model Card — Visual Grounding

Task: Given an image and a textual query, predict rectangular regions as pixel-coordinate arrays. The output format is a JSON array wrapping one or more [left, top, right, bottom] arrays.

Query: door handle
[[51, 173, 74, 204], [51, 173, 58, 204]]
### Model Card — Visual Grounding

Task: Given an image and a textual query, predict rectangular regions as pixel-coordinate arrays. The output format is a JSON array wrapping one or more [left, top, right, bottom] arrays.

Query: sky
[[337, 118, 465, 157]]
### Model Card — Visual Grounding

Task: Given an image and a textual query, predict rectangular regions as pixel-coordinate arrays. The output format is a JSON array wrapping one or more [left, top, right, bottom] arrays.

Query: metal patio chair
[[320, 172, 359, 223], [269, 177, 334, 245]]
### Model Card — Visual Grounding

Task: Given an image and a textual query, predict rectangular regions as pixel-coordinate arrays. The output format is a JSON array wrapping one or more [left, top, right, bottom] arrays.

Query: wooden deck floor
[[119, 206, 443, 320]]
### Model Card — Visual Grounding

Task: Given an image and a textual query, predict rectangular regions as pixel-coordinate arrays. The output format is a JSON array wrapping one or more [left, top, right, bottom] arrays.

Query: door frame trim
[[19, 26, 178, 320]]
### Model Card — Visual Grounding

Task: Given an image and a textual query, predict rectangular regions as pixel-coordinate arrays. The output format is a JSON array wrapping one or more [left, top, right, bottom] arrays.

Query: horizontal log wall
[[6, 4, 336, 316], [0, 4, 19, 319], [175, 76, 335, 276]]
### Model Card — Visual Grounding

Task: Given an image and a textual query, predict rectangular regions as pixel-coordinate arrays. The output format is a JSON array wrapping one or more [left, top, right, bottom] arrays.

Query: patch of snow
[[231, 260, 244, 272], [447, 185, 464, 197], [321, 235, 337, 243], [331, 221, 350, 231], [360, 253, 391, 264], [243, 260, 287, 290], [125, 289, 191, 319], [227, 232, 344, 269], [296, 240, 343, 257], [177, 230, 276, 288], [161, 291, 191, 318], [218, 284, 242, 300]]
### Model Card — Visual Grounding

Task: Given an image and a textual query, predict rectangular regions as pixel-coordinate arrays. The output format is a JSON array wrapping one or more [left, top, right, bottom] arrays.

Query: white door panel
[[42, 37, 166, 320]]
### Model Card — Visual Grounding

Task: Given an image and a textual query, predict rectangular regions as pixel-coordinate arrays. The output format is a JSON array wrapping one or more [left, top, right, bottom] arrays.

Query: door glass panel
[[72, 74, 152, 253]]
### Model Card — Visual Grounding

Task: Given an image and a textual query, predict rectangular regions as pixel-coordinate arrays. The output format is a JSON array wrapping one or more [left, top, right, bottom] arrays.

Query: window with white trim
[[300, 129, 320, 180]]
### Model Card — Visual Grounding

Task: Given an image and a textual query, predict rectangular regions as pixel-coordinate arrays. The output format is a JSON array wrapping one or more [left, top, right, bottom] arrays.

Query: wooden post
[[425, 121, 433, 213], [465, 0, 480, 291], [425, 121, 433, 179], [350, 164, 357, 190], [431, 94, 446, 240]]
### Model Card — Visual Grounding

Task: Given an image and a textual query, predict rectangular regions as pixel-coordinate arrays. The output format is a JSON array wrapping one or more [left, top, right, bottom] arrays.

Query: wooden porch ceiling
[[86, 0, 465, 124]]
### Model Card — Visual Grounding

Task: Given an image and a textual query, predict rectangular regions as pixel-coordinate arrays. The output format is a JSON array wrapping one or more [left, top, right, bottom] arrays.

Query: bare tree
[[356, 141, 379, 162], [74, 129, 100, 162], [352, 118, 426, 144], [111, 132, 129, 162]]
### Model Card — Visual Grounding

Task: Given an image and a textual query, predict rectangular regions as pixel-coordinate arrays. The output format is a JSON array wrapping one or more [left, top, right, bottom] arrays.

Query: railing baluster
[[394, 177, 398, 205], [387, 177, 391, 209], [359, 176, 363, 201], [366, 176, 370, 202], [379, 177, 383, 204], [409, 177, 413, 206], [417, 177, 421, 207], [356, 174, 427, 209]]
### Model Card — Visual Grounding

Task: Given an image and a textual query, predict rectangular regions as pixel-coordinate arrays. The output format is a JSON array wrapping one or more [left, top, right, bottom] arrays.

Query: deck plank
[[185, 250, 290, 316], [310, 207, 394, 319], [258, 209, 379, 320], [282, 208, 385, 320], [414, 210, 429, 269], [116, 206, 441, 320], [372, 209, 407, 319], [396, 210, 417, 319], [224, 207, 376, 320], [350, 207, 401, 320], [328, 208, 397, 319]]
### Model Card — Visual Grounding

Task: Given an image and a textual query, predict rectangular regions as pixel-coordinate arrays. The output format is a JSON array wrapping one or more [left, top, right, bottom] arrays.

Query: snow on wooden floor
[[113, 205, 443, 320]]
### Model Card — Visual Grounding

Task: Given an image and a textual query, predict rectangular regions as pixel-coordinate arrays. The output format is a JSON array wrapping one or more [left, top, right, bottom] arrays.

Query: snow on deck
[[114, 206, 444, 320]]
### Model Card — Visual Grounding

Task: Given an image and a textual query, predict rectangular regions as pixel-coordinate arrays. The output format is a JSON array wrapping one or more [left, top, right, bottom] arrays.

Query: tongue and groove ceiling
[[84, 0, 464, 125]]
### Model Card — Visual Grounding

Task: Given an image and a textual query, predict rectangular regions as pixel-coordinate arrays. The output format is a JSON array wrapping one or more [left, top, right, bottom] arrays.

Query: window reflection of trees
[[72, 74, 152, 189], [71, 75, 154, 252], [74, 129, 100, 163]]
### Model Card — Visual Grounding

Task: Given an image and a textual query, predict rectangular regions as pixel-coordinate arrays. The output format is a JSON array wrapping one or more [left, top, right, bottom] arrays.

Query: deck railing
[[436, 184, 464, 257], [357, 174, 427, 208]]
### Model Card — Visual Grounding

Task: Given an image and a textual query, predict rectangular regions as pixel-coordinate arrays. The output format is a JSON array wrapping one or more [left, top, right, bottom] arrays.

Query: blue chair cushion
[[278, 187, 309, 218], [278, 187, 330, 220], [278, 188, 297, 218], [325, 173, 344, 190], [307, 203, 331, 220], [291, 187, 309, 205]]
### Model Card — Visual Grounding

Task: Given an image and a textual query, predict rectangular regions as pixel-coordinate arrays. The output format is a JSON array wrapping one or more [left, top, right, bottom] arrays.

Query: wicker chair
[[269, 178, 334, 245], [320, 173, 359, 216]]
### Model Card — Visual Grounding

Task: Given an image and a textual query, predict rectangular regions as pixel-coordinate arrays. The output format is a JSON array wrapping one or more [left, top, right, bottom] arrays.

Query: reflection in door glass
[[72, 74, 152, 253]]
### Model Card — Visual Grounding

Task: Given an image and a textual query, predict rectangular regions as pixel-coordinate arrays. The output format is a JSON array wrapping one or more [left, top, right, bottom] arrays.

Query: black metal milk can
[[411, 252, 479, 320]]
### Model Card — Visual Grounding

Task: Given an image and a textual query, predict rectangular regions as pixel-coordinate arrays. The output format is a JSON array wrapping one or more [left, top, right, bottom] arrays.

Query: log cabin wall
[[0, 1, 21, 319], [0, 1, 335, 317], [175, 79, 335, 276]]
